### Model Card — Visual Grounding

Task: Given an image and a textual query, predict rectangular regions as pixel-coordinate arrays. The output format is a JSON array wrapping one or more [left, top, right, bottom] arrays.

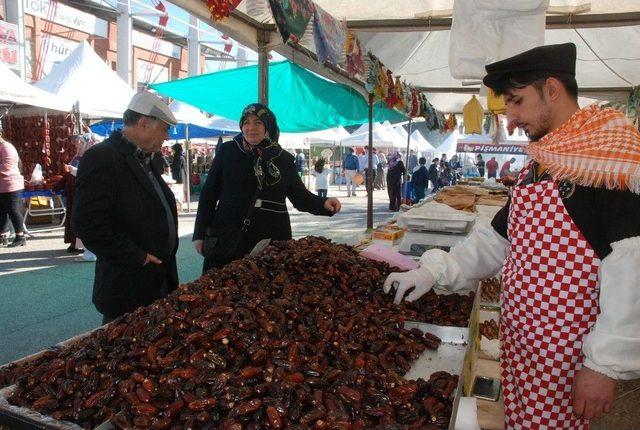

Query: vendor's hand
[[572, 367, 616, 420], [324, 198, 341, 213], [383, 269, 436, 304], [63, 164, 71, 173], [194, 239, 204, 256], [144, 253, 162, 265]]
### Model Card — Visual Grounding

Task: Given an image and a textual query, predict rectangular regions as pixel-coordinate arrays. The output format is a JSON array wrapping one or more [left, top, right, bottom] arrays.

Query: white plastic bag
[[30, 163, 44, 185]]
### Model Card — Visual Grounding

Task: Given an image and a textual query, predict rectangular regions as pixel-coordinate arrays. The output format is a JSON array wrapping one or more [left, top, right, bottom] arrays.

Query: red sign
[[0, 20, 19, 69], [456, 141, 527, 155]]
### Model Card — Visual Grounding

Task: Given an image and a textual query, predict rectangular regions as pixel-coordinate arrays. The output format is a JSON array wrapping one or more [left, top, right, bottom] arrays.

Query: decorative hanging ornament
[[206, 0, 242, 21]]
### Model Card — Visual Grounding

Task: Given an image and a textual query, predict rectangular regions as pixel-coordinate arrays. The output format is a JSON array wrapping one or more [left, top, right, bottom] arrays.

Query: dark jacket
[[73, 131, 179, 317], [428, 163, 439, 184], [194, 138, 332, 270], [411, 165, 429, 189], [171, 153, 185, 184], [386, 161, 406, 186]]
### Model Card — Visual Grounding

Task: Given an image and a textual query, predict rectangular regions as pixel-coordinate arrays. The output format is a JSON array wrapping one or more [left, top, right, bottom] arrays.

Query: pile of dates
[[479, 278, 501, 304], [7, 237, 458, 429], [403, 290, 475, 327], [479, 320, 500, 340]]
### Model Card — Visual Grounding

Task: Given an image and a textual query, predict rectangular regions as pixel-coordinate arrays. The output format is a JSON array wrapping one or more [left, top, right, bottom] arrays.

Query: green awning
[[150, 60, 406, 133]]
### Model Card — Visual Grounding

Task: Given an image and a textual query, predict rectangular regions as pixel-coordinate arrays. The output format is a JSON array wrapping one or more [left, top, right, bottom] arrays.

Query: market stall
[[0, 236, 474, 429]]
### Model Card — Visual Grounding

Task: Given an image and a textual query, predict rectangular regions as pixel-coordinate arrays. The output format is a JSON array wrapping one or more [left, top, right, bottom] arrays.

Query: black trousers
[[0, 191, 25, 235], [387, 182, 402, 211], [317, 189, 327, 198]]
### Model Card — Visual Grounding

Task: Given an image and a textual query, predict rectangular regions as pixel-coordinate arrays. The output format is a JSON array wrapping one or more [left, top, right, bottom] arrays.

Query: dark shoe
[[8, 235, 26, 247], [1, 236, 8, 246], [67, 245, 84, 254]]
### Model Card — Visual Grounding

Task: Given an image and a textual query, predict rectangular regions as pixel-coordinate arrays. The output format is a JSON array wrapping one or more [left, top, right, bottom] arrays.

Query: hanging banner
[[312, 5, 346, 66], [268, 0, 314, 44], [457, 141, 526, 155], [345, 29, 365, 79], [0, 20, 19, 69]]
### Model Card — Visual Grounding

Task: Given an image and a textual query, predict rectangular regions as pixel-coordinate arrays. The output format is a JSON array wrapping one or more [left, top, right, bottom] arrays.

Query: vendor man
[[384, 43, 640, 429]]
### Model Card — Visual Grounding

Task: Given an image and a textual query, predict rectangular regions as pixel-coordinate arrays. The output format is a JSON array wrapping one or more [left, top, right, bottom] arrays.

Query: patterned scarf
[[526, 105, 640, 193]]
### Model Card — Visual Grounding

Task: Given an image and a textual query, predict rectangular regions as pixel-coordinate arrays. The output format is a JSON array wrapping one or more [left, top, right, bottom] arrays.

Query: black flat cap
[[483, 43, 576, 89]]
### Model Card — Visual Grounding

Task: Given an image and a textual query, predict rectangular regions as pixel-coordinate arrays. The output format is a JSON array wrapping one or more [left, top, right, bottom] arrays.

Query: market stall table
[[20, 190, 66, 233]]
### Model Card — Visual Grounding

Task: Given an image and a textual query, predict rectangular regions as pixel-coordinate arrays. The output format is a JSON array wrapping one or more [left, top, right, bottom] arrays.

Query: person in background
[[411, 157, 429, 203], [450, 154, 462, 185], [500, 157, 517, 178], [311, 157, 331, 197], [52, 133, 98, 255], [0, 132, 26, 247], [428, 157, 440, 193], [386, 151, 405, 211], [476, 154, 486, 177], [360, 148, 379, 195], [407, 149, 418, 176], [486, 156, 499, 179], [377, 150, 387, 190], [73, 92, 180, 324], [170, 143, 185, 184], [193, 103, 341, 273], [295, 149, 305, 178], [384, 42, 640, 429], [342, 147, 359, 197], [373, 149, 384, 190], [439, 154, 451, 187]]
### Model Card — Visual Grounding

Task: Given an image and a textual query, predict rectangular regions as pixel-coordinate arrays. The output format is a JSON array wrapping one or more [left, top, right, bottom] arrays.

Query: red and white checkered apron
[[501, 162, 600, 429]]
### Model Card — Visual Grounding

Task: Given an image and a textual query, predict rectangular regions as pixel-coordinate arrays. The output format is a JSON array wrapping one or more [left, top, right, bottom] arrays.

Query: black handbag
[[203, 188, 261, 262]]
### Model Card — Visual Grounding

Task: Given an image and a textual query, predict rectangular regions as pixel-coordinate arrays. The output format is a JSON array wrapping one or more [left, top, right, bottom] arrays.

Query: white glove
[[383, 268, 436, 304]]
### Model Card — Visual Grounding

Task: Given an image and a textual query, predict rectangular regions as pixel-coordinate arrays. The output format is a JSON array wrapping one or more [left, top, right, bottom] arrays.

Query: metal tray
[[404, 321, 470, 344], [0, 385, 83, 430]]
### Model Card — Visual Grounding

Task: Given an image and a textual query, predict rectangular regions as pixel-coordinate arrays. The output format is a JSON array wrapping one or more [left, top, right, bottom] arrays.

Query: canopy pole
[[185, 127, 191, 213], [367, 94, 373, 230], [338, 138, 342, 191], [257, 30, 269, 105], [403, 118, 412, 202]]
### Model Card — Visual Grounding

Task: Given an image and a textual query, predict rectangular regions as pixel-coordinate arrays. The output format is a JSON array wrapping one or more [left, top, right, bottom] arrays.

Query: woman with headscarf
[[52, 133, 98, 255], [386, 151, 406, 211], [193, 103, 342, 273]]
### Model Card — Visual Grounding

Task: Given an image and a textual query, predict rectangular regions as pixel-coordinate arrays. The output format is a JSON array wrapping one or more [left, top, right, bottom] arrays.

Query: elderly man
[[73, 92, 180, 324], [385, 43, 640, 429]]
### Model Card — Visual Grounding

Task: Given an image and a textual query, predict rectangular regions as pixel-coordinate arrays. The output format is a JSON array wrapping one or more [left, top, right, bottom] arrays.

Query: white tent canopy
[[342, 122, 396, 147], [410, 130, 437, 155], [35, 41, 136, 118], [168, 100, 211, 126], [0, 62, 71, 112]]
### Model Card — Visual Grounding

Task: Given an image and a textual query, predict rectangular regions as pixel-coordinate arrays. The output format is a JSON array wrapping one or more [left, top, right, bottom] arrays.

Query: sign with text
[[0, 20, 19, 69], [24, 0, 108, 37], [456, 141, 527, 155], [40, 34, 79, 76]]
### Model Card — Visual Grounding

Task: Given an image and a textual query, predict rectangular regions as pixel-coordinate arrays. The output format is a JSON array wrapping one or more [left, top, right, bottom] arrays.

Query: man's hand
[[324, 198, 341, 213], [572, 366, 616, 420], [383, 269, 436, 304], [194, 239, 204, 256], [144, 253, 162, 266]]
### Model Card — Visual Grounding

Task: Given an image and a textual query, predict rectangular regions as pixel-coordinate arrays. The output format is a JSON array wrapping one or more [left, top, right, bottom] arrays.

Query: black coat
[[194, 138, 332, 270], [171, 154, 185, 184], [386, 161, 406, 187], [73, 131, 179, 317]]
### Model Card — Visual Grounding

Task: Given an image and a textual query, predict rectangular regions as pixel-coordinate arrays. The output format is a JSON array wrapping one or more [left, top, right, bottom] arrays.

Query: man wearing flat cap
[[385, 43, 640, 428], [74, 91, 180, 324]]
